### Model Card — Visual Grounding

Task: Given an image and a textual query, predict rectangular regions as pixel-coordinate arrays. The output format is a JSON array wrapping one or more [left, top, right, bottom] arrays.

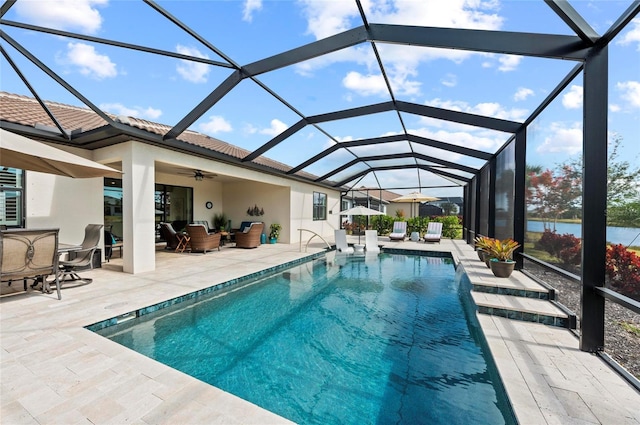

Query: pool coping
[[86, 249, 330, 332]]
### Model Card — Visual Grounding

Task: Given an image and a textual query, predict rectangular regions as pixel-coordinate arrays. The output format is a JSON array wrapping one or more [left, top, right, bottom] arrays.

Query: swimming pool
[[93, 252, 516, 424]]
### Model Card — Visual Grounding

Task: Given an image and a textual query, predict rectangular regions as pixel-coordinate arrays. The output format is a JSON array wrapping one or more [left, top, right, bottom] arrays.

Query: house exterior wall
[[25, 171, 104, 247], [289, 182, 341, 246], [22, 139, 341, 273], [99, 141, 340, 257], [222, 181, 289, 242], [25, 144, 105, 251]]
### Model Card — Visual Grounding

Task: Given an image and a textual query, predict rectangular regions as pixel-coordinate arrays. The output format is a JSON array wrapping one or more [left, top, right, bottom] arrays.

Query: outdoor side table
[[176, 233, 191, 253]]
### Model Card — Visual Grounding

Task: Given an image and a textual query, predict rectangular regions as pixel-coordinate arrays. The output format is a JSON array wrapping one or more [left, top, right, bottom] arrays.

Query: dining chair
[[0, 228, 61, 299]]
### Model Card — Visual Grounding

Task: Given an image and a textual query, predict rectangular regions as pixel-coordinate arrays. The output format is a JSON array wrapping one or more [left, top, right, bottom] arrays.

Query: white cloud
[[176, 45, 211, 83], [609, 104, 621, 112], [441, 74, 457, 88], [199, 116, 233, 134], [15, 0, 106, 34], [536, 122, 582, 155], [425, 98, 528, 121], [100, 103, 162, 120], [61, 42, 117, 79], [616, 18, 640, 51], [242, 0, 262, 22], [497, 55, 521, 72], [295, 0, 504, 93], [412, 126, 502, 152], [514, 87, 534, 101], [343, 72, 387, 97], [616, 81, 640, 109], [562, 85, 583, 109], [259, 119, 288, 137]]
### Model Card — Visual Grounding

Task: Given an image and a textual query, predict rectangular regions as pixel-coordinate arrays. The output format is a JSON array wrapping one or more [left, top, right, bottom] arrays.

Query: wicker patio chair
[[0, 228, 61, 299], [235, 222, 263, 249], [186, 224, 221, 253]]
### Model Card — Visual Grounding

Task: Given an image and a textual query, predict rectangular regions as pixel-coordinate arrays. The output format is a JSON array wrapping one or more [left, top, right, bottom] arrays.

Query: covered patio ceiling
[[1, 0, 638, 195]]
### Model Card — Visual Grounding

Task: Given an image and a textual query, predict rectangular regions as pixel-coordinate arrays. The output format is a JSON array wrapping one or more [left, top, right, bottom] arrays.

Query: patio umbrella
[[390, 191, 440, 218], [336, 205, 385, 244], [0, 129, 121, 178]]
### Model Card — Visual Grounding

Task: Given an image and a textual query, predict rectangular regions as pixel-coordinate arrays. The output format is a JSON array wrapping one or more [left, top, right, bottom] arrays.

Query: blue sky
[[1, 0, 638, 198]]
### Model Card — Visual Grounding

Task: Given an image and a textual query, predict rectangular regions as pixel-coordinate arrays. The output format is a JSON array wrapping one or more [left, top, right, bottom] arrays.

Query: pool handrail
[[297, 229, 332, 252]]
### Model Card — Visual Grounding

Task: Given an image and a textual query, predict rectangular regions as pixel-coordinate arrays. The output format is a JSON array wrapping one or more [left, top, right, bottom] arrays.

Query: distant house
[[419, 204, 444, 216], [431, 197, 464, 215]]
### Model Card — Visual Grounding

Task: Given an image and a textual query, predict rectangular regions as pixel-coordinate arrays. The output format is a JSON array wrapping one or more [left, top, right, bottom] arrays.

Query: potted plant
[[343, 220, 353, 235], [269, 223, 281, 244], [474, 235, 494, 265], [213, 212, 228, 232], [485, 238, 521, 278]]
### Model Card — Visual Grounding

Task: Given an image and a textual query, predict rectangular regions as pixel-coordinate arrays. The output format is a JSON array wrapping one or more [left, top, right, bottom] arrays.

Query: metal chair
[[0, 228, 61, 299], [59, 224, 103, 284]]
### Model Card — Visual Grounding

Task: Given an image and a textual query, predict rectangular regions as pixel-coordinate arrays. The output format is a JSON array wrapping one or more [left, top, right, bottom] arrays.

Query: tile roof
[[0, 91, 319, 180]]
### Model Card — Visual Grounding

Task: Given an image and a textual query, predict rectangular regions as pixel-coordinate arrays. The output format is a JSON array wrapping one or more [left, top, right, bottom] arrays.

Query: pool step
[[471, 292, 574, 329], [463, 257, 576, 329]]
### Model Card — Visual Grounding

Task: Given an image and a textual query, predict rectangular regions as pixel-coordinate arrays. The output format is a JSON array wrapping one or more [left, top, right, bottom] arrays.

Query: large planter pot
[[490, 260, 516, 278]]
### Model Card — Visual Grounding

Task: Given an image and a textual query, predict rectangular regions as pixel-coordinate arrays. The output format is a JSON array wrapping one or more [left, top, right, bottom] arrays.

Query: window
[[0, 168, 24, 227], [313, 192, 327, 220], [104, 178, 193, 241]]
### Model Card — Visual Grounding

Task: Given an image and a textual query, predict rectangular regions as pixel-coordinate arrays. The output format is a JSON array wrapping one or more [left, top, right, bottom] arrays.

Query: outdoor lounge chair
[[334, 229, 354, 253], [365, 230, 381, 252], [59, 224, 103, 285], [186, 224, 221, 253], [160, 222, 180, 250], [0, 228, 61, 299], [389, 222, 407, 241], [423, 222, 443, 243], [235, 222, 263, 248]]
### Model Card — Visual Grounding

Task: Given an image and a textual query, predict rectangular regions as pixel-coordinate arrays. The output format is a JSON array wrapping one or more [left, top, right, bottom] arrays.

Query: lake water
[[527, 220, 640, 246]]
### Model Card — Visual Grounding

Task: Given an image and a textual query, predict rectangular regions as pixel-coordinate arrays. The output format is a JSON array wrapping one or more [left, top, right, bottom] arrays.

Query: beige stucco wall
[[25, 144, 105, 251], [222, 181, 289, 241]]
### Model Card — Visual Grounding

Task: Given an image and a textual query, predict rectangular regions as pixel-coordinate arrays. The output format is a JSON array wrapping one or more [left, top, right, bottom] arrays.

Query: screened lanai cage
[[1, 1, 638, 383]]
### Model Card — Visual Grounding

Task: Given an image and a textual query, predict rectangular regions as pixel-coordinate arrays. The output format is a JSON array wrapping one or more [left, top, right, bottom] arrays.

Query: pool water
[[96, 252, 516, 425]]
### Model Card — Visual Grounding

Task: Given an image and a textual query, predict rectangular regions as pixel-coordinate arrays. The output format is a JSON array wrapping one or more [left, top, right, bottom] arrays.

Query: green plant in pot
[[213, 212, 228, 232], [485, 238, 521, 278], [269, 223, 281, 243]]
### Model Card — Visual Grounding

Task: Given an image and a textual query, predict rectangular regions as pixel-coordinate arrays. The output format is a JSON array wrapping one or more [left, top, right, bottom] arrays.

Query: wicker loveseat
[[235, 222, 263, 249], [186, 224, 221, 253]]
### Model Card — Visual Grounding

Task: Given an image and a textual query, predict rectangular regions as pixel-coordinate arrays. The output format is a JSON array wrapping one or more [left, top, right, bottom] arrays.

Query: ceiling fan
[[177, 169, 217, 181]]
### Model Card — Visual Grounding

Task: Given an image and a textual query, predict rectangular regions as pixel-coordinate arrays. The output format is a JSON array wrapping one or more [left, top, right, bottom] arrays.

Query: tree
[[527, 165, 581, 230], [565, 134, 640, 210], [441, 202, 457, 215]]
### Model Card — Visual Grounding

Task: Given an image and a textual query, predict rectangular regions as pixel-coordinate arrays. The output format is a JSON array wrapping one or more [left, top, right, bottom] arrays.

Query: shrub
[[606, 244, 640, 300], [535, 230, 581, 266], [370, 215, 395, 234], [431, 215, 462, 239], [407, 216, 429, 234]]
